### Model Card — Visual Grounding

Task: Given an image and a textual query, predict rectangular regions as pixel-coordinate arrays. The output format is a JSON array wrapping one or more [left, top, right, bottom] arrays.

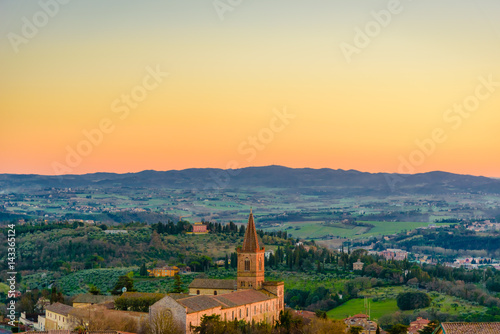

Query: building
[[434, 322, 500, 333], [379, 249, 408, 261], [353, 260, 364, 271], [408, 317, 430, 334], [188, 278, 236, 295], [191, 222, 208, 234], [45, 303, 74, 330], [344, 314, 378, 334], [150, 210, 285, 333], [148, 266, 180, 277], [72, 294, 117, 308]]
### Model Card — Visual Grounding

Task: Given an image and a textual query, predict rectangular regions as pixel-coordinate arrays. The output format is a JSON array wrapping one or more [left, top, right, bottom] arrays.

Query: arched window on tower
[[259, 258, 262, 271], [245, 258, 250, 271]]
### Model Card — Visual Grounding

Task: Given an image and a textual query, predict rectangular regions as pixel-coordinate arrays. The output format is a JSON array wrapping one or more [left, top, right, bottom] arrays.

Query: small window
[[232, 311, 234, 320], [241, 281, 245, 287], [214, 291, 217, 295], [245, 258, 250, 271], [239, 309, 242, 318], [246, 307, 249, 317], [197, 290, 200, 295]]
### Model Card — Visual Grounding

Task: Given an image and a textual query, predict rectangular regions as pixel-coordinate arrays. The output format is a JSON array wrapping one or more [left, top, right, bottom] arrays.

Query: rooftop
[[72, 294, 117, 304], [189, 278, 236, 290], [45, 303, 74, 316], [439, 322, 500, 334]]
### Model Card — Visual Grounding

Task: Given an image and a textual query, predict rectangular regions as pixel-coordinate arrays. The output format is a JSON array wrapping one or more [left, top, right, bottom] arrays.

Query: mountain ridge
[[1, 165, 499, 196]]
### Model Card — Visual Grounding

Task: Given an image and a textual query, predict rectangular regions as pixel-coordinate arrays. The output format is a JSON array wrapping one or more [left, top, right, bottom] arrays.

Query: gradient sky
[[1, 0, 500, 176]]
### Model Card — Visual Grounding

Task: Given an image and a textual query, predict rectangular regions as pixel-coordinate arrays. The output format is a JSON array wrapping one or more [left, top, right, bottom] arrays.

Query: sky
[[1, 0, 500, 176]]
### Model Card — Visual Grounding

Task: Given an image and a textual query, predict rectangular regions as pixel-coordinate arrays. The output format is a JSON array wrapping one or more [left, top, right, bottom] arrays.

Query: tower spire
[[241, 210, 260, 252]]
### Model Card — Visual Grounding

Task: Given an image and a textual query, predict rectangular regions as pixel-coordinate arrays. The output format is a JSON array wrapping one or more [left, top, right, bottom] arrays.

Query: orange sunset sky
[[1, 1, 500, 176]]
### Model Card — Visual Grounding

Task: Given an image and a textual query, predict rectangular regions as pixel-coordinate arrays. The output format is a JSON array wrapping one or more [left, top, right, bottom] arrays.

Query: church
[[150, 210, 285, 333]]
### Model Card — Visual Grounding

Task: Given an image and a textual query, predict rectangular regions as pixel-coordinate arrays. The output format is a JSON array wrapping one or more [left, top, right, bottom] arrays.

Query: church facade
[[150, 211, 284, 333]]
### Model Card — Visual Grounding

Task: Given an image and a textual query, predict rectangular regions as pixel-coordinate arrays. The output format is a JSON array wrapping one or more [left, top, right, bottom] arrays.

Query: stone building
[[150, 210, 285, 333]]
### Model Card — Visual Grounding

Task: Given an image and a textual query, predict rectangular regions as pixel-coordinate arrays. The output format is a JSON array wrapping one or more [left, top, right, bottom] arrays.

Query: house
[[45, 303, 74, 330], [353, 260, 364, 271], [150, 210, 285, 333], [148, 266, 180, 277], [191, 222, 208, 234], [433, 322, 500, 333], [72, 294, 117, 308], [344, 314, 378, 334], [408, 317, 430, 334]]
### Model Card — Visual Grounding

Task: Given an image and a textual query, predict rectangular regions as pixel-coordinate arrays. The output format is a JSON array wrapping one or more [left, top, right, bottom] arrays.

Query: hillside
[[1, 166, 499, 195]]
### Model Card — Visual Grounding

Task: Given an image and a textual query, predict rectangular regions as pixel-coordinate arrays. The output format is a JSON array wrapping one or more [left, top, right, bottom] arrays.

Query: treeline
[[152, 220, 289, 239], [397, 230, 500, 252], [193, 310, 347, 334], [1, 221, 71, 236]]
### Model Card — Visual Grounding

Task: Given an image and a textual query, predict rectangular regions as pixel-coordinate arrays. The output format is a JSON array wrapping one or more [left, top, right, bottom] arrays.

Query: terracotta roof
[[189, 278, 236, 290], [73, 294, 117, 304], [440, 322, 500, 333], [241, 211, 262, 252], [214, 289, 273, 308], [177, 295, 223, 313], [412, 318, 430, 324], [45, 303, 74, 316], [174, 289, 274, 314]]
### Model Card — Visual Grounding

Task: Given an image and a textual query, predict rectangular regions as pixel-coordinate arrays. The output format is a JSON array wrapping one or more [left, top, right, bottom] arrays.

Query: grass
[[327, 297, 399, 320], [327, 286, 487, 321], [262, 220, 454, 240]]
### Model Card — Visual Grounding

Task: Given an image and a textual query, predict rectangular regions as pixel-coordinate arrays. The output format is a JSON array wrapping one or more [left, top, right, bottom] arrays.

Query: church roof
[[214, 289, 273, 308], [177, 295, 223, 313], [175, 289, 274, 313], [189, 278, 236, 290], [241, 210, 262, 252]]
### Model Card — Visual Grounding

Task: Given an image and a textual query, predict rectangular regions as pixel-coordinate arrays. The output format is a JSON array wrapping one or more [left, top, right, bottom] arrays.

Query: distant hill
[[1, 165, 499, 195]]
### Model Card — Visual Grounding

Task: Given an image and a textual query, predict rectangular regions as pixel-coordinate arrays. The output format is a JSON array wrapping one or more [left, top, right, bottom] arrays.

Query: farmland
[[259, 220, 455, 240], [327, 286, 487, 321]]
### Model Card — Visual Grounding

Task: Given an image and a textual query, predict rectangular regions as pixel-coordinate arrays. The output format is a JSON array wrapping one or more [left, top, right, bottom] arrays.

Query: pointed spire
[[241, 210, 260, 252]]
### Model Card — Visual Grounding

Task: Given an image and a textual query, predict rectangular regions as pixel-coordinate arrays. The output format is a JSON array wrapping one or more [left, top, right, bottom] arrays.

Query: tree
[[140, 263, 148, 277], [112, 275, 135, 295], [88, 284, 101, 295], [396, 292, 431, 310], [171, 275, 184, 293], [388, 324, 408, 334], [142, 308, 183, 334], [419, 320, 439, 334], [349, 326, 364, 334]]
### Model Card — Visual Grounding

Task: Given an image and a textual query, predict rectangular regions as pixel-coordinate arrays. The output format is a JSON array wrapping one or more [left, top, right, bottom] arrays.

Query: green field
[[327, 286, 487, 321], [327, 297, 399, 320], [262, 220, 453, 240]]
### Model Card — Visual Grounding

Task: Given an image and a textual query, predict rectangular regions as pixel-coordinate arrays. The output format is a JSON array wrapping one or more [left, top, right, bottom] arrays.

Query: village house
[[150, 210, 285, 333], [407, 317, 430, 334], [72, 294, 117, 308], [190, 222, 208, 234], [343, 314, 378, 334], [45, 303, 74, 330], [379, 249, 408, 261], [148, 266, 180, 277], [353, 260, 364, 271]]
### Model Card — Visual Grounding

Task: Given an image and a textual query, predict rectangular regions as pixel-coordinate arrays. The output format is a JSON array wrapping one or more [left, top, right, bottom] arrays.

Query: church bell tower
[[237, 210, 265, 290]]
